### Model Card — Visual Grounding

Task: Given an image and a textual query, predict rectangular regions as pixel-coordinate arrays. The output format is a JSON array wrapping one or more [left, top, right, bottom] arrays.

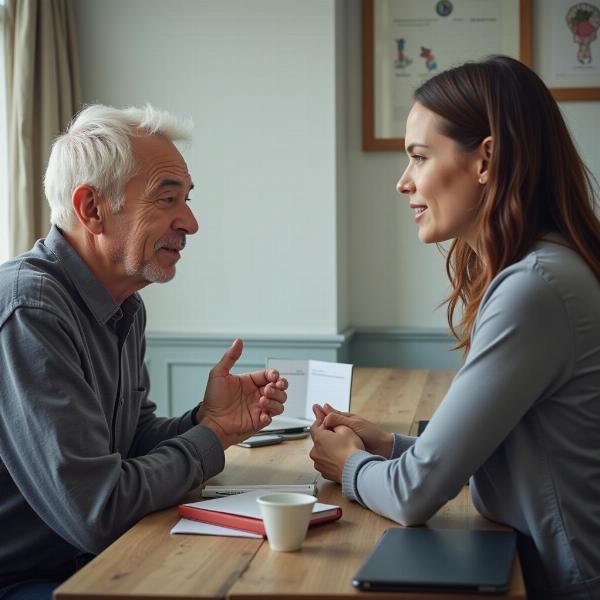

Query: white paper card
[[266, 358, 353, 422], [266, 359, 309, 418], [170, 518, 262, 538]]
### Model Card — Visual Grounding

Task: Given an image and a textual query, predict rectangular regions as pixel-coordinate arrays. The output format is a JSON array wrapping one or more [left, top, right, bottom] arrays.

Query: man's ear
[[72, 185, 104, 235], [477, 136, 493, 185]]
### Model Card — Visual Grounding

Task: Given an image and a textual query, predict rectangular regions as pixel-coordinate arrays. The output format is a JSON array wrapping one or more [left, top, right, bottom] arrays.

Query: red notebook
[[178, 489, 342, 537]]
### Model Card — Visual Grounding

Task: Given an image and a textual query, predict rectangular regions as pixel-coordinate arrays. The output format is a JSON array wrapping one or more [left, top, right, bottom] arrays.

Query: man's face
[[102, 133, 198, 291]]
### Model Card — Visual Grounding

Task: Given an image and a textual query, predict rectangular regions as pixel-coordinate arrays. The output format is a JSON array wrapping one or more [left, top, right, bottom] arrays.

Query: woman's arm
[[342, 266, 574, 525]]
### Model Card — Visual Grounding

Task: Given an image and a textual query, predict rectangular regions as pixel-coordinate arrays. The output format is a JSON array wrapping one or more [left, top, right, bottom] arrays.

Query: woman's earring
[[479, 175, 486, 184]]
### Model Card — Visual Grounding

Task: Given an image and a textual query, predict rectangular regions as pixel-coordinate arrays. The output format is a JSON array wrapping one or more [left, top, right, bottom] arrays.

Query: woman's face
[[397, 102, 486, 248]]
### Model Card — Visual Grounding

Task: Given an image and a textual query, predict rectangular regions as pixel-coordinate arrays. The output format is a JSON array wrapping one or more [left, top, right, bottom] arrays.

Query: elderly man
[[0, 104, 287, 599]]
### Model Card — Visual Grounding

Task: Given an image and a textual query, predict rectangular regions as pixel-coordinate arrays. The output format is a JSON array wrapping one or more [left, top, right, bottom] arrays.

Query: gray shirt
[[342, 239, 600, 600], [0, 226, 225, 586]]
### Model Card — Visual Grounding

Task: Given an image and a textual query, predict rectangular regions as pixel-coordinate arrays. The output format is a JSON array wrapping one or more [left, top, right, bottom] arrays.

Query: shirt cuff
[[341, 450, 386, 505], [178, 425, 225, 481], [391, 433, 417, 459], [177, 403, 203, 434], [190, 402, 203, 427]]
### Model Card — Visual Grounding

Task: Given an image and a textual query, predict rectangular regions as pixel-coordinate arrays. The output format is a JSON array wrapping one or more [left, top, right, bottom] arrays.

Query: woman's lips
[[410, 204, 428, 221]]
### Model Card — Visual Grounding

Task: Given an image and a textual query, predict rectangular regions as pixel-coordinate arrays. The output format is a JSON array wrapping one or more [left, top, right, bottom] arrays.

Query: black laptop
[[353, 528, 517, 594]]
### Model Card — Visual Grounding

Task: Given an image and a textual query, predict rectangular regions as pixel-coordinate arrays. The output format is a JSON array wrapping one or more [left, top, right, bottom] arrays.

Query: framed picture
[[534, 0, 600, 101], [362, 0, 533, 151]]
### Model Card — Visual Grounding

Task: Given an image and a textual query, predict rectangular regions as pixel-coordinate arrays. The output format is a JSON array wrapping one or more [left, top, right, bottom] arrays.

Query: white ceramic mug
[[257, 492, 317, 552]]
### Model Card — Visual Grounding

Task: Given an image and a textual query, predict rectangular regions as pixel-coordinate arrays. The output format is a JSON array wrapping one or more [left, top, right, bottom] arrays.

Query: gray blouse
[[342, 238, 600, 600]]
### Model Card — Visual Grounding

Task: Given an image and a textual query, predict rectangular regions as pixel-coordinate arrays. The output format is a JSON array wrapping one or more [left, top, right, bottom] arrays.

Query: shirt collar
[[43, 225, 141, 326]]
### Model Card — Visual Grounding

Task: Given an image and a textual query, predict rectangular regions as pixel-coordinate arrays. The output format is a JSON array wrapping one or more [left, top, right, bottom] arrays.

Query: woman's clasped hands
[[309, 403, 395, 482]]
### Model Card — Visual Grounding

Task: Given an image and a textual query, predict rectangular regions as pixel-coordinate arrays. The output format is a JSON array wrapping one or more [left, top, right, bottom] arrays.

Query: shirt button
[[120, 397, 125, 406]]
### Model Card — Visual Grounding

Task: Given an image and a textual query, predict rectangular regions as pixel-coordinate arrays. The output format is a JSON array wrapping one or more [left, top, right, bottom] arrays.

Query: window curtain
[[4, 0, 80, 257]]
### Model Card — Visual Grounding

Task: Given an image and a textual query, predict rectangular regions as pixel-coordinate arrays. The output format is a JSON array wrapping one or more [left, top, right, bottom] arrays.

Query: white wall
[[345, 0, 600, 329], [345, 0, 450, 329], [335, 0, 350, 333], [74, 0, 600, 337], [560, 103, 600, 201], [0, 1, 9, 265], [75, 0, 342, 335]]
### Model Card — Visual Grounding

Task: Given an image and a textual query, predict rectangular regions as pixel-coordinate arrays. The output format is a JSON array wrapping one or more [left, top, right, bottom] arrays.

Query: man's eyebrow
[[406, 143, 429, 153], [150, 179, 194, 193]]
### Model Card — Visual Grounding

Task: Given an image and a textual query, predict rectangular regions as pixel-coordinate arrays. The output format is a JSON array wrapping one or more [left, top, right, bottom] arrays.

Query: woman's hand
[[309, 423, 364, 482], [312, 403, 394, 458]]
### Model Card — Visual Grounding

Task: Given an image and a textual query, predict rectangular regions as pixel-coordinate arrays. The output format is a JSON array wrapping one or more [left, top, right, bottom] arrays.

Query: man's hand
[[309, 422, 364, 483], [313, 403, 394, 458], [198, 339, 288, 448]]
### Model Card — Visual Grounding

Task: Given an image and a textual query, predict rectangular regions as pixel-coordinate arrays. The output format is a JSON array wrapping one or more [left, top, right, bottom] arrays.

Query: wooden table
[[54, 369, 526, 600]]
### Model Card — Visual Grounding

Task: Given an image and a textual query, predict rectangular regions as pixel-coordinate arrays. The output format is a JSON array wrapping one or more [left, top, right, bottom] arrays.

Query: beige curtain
[[4, 0, 80, 257]]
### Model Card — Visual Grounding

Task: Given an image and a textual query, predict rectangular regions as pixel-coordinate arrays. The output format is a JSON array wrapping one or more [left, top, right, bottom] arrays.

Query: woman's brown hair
[[414, 55, 600, 354]]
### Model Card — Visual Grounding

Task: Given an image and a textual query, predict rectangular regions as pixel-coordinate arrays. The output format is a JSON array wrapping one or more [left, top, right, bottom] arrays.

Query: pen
[[201, 484, 317, 498]]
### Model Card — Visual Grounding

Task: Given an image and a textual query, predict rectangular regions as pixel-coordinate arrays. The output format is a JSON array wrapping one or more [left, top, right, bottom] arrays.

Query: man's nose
[[175, 202, 199, 235]]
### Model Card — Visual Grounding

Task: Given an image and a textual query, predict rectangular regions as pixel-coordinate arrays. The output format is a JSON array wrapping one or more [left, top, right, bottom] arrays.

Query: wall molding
[[146, 330, 354, 350], [350, 327, 461, 370], [145, 327, 460, 416], [145, 329, 354, 416]]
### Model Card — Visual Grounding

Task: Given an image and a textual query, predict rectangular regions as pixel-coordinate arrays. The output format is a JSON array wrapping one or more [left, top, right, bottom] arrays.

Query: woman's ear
[[71, 185, 104, 235], [478, 136, 493, 185]]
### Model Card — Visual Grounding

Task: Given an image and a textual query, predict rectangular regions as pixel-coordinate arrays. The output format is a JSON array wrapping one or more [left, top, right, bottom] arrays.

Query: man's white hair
[[44, 103, 193, 229]]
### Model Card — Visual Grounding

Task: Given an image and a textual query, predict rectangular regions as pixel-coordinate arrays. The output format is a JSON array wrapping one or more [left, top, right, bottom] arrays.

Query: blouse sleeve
[[341, 266, 574, 525]]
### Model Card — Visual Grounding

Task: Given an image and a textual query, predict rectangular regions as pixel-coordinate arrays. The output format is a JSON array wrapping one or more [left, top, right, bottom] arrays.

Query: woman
[[309, 55, 600, 600]]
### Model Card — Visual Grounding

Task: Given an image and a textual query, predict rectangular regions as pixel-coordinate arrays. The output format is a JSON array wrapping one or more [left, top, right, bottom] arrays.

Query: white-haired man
[[0, 104, 288, 600]]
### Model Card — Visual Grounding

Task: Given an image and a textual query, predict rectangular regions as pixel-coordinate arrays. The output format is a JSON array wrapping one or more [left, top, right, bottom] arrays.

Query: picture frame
[[534, 0, 600, 101], [362, 0, 533, 151]]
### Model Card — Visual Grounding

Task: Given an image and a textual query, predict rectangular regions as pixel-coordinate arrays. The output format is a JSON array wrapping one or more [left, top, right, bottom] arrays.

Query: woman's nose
[[396, 170, 414, 195]]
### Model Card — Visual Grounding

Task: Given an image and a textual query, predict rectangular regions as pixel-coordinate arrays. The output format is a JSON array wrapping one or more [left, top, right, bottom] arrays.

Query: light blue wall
[[351, 328, 461, 370], [146, 328, 460, 416], [146, 331, 353, 416]]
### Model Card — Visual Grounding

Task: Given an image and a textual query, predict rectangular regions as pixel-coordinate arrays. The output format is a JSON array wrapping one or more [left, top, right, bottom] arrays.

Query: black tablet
[[353, 527, 516, 594]]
